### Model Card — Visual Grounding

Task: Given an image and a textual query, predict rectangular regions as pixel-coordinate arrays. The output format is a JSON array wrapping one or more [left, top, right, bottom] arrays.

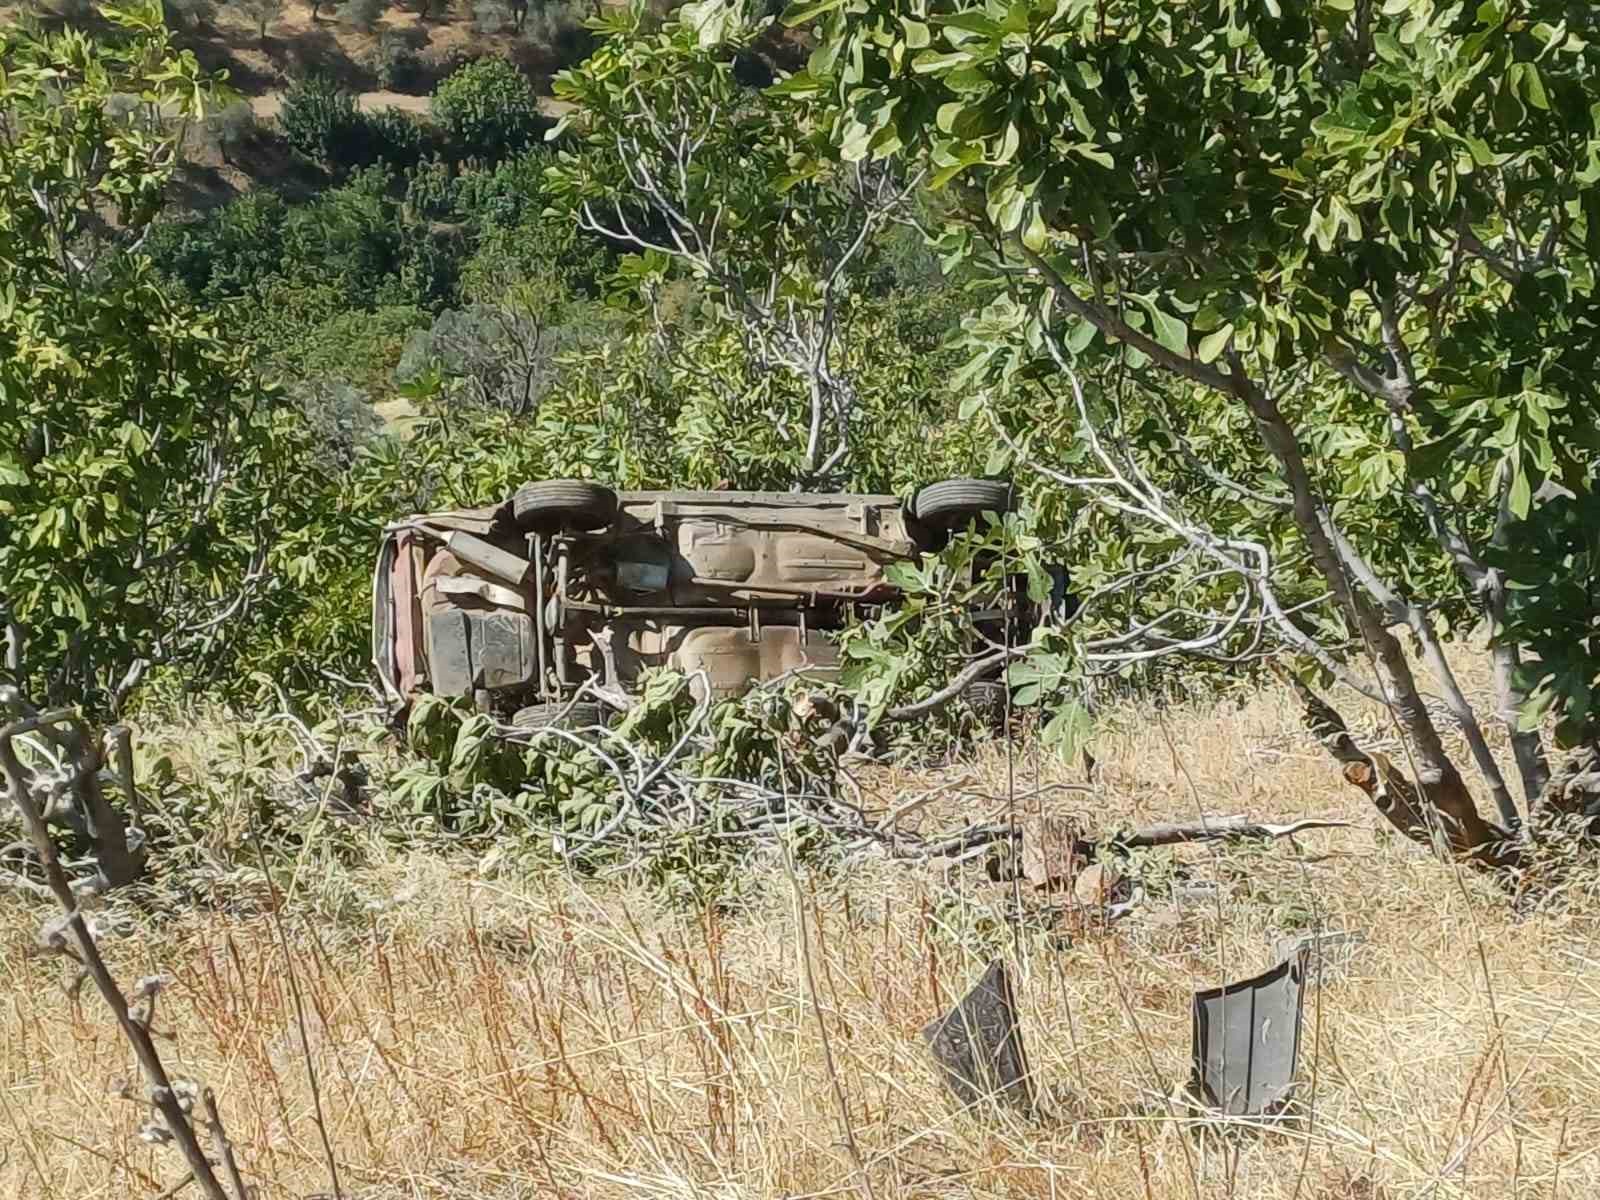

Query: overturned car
[[372, 478, 1053, 729]]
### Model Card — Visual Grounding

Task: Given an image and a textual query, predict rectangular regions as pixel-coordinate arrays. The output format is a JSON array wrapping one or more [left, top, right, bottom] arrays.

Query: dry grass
[[5, 665, 1600, 1199]]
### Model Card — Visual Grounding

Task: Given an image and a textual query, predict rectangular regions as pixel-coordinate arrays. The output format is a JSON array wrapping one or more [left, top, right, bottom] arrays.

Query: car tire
[[511, 480, 618, 533], [965, 680, 1009, 725], [912, 478, 1014, 532], [511, 701, 608, 733]]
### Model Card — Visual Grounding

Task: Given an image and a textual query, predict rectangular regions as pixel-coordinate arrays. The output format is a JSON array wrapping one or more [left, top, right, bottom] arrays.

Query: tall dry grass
[[4, 665, 1599, 1199]]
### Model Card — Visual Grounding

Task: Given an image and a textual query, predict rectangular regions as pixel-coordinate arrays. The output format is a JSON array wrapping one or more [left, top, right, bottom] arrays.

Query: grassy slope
[[4, 655, 1598, 1199]]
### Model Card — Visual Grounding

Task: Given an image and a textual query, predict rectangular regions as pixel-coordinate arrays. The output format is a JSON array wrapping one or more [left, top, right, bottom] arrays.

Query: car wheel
[[911, 478, 1015, 533], [965, 680, 1009, 725], [511, 701, 608, 733], [511, 480, 618, 534]]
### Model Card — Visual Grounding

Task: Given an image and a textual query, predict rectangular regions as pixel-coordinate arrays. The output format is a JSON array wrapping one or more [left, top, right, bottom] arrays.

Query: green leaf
[[782, 0, 846, 26], [767, 72, 824, 97], [1507, 459, 1531, 518], [994, 121, 1019, 164], [912, 50, 976, 74], [1020, 205, 1048, 251], [1066, 318, 1096, 354], [984, 440, 1012, 475], [680, 0, 737, 47], [1196, 323, 1234, 363], [1514, 61, 1550, 110], [1041, 701, 1091, 762], [1136, 297, 1189, 356], [937, 11, 1003, 37], [1072, 143, 1115, 169], [929, 141, 983, 187]]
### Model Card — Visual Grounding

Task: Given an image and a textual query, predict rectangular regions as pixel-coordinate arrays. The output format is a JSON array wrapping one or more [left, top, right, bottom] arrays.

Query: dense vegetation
[[5, 0, 1600, 889]]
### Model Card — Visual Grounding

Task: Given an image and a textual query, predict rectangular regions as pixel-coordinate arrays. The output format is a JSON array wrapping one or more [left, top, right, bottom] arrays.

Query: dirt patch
[[248, 87, 433, 120]]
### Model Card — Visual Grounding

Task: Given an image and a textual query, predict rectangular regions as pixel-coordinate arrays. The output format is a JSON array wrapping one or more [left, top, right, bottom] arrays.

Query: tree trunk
[[1278, 667, 1516, 869], [1231, 368, 1505, 862]]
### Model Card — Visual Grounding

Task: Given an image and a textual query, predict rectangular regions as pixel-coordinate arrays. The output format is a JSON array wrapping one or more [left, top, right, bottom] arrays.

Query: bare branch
[[1, 697, 235, 1200]]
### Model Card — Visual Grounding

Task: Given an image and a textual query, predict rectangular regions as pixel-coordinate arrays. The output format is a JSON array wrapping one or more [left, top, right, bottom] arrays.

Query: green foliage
[[784, 0, 1600, 741], [278, 166, 406, 297], [295, 304, 431, 395], [362, 107, 433, 170], [461, 210, 617, 298], [277, 74, 366, 165], [1496, 489, 1600, 745], [837, 516, 1082, 752], [0, 4, 306, 711], [275, 164, 464, 313], [547, 10, 889, 330], [432, 58, 545, 162], [370, 32, 427, 93], [397, 287, 616, 414], [279, 77, 432, 170], [291, 379, 385, 467], [145, 190, 290, 303], [379, 669, 849, 907]]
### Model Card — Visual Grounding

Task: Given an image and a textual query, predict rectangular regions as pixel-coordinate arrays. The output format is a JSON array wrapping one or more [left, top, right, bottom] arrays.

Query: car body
[[371, 477, 1040, 726]]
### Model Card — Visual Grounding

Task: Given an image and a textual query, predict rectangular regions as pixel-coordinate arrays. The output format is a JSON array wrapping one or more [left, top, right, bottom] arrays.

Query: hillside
[[9, 0, 597, 208]]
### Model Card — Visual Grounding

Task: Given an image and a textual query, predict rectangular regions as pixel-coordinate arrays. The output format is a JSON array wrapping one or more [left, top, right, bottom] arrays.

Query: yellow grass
[[5, 665, 1600, 1199]]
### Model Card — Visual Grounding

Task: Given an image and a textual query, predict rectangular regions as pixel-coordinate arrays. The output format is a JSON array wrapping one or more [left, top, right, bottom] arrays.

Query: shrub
[[459, 210, 615, 300], [396, 289, 623, 413], [164, 0, 216, 30], [391, 231, 465, 311], [527, 0, 594, 65], [403, 155, 459, 223], [277, 74, 365, 165], [472, 0, 511, 33], [143, 190, 290, 302], [295, 305, 431, 394], [338, 0, 384, 31], [431, 58, 543, 162], [279, 166, 407, 302], [293, 380, 385, 469], [207, 100, 261, 162], [280, 77, 430, 170], [449, 145, 547, 228], [363, 106, 431, 169], [371, 31, 426, 92]]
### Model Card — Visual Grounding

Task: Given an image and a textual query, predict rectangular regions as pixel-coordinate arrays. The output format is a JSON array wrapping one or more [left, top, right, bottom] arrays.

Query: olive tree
[[775, 0, 1600, 863]]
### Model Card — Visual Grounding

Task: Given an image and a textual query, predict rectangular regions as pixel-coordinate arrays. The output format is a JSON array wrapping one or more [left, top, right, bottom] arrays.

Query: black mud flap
[[1189, 947, 1308, 1118], [922, 960, 1035, 1115]]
